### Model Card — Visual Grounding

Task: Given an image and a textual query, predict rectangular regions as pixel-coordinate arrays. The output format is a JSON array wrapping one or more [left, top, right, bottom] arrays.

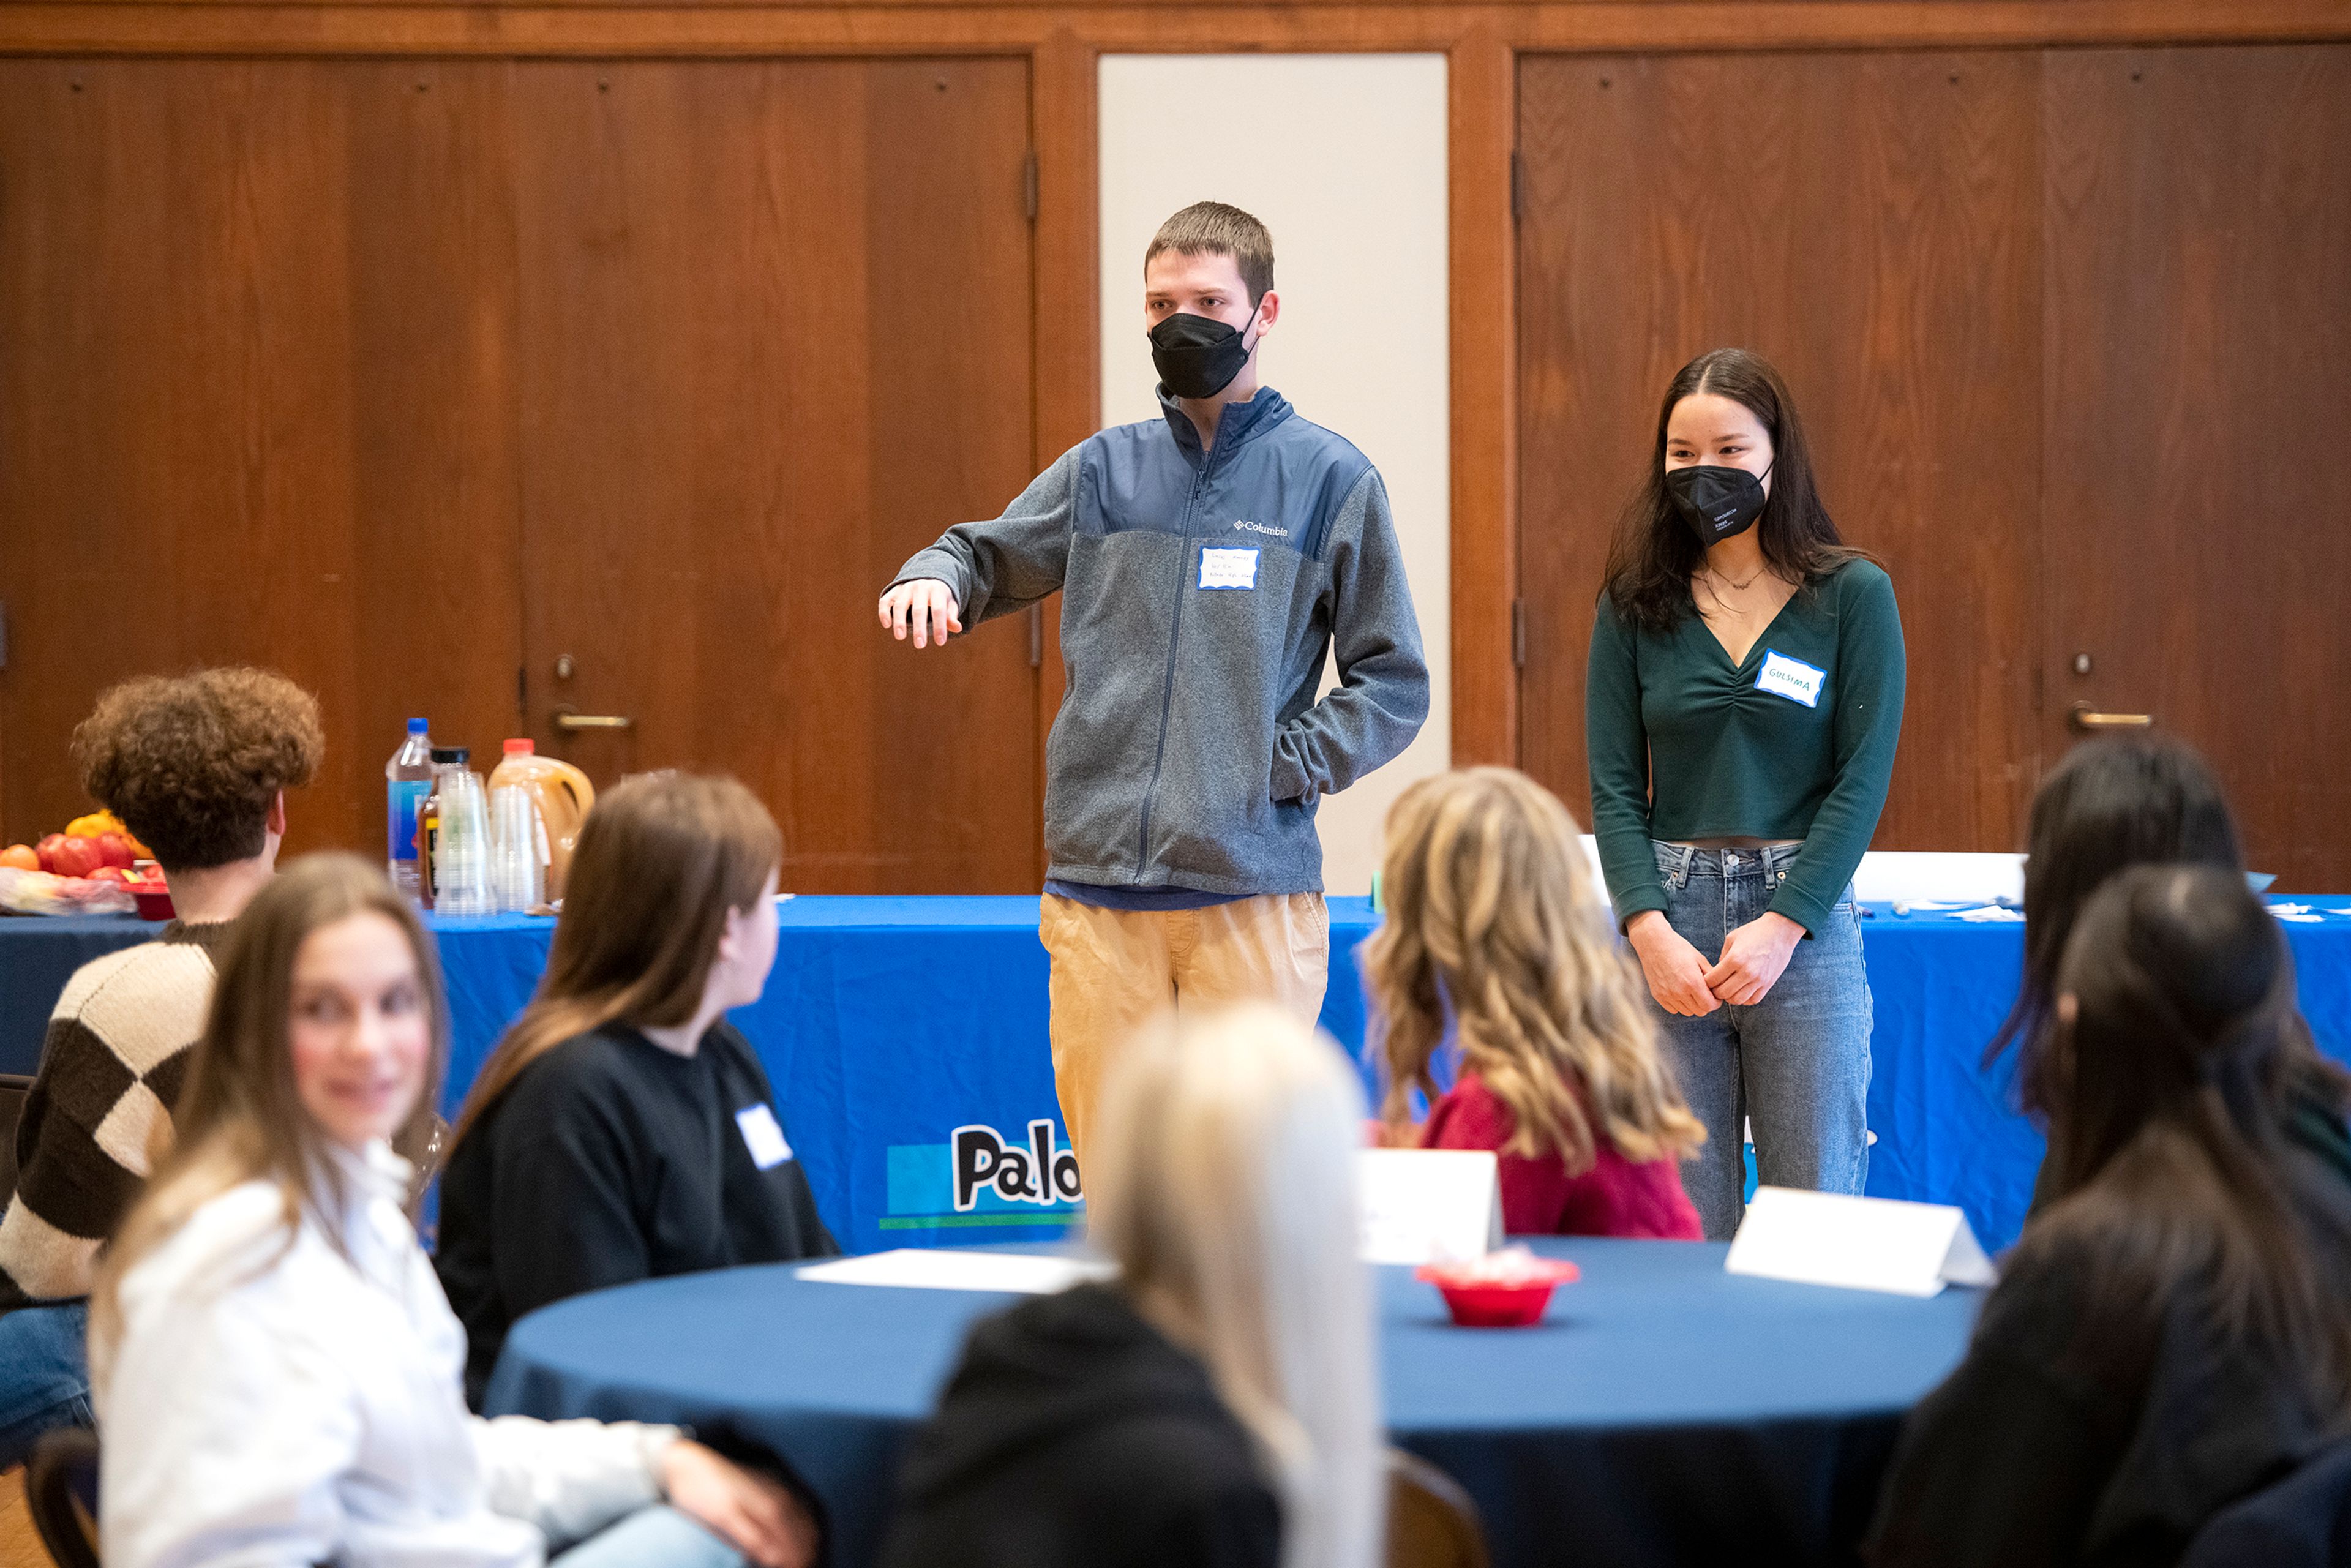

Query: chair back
[[24, 1425, 101, 1568], [0, 1072, 31, 1206], [2182, 1437, 2351, 1568], [1387, 1447, 1489, 1568]]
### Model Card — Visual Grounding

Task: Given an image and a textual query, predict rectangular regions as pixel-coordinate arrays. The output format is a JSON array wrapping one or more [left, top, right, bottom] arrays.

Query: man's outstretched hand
[[878, 579, 963, 649]]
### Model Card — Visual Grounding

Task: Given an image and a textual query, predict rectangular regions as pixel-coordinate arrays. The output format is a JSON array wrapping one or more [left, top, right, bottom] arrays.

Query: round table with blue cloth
[[487, 1237, 1983, 1568]]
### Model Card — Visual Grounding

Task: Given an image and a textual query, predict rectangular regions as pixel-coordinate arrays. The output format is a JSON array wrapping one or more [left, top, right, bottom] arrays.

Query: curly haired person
[[0, 667, 321, 1468]]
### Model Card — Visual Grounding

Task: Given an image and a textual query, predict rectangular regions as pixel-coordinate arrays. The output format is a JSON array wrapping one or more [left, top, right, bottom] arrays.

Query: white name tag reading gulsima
[[735, 1104, 794, 1170], [1755, 649, 1826, 708], [1199, 547, 1259, 590]]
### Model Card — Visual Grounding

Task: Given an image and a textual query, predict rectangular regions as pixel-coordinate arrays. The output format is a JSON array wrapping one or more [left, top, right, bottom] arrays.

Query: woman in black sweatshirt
[[437, 773, 836, 1407], [878, 1003, 1385, 1568], [1867, 865, 2351, 1567]]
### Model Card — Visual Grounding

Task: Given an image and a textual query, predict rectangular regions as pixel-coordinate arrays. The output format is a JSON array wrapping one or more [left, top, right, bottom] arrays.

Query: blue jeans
[[0, 1300, 94, 1471], [1646, 842, 1873, 1240], [555, 1504, 744, 1567]]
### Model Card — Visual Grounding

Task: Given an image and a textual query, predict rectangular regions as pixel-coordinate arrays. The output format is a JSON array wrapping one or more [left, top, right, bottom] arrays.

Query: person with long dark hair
[[1867, 865, 2351, 1566], [1585, 347, 1904, 1237], [1992, 732, 2351, 1205], [435, 773, 836, 1409]]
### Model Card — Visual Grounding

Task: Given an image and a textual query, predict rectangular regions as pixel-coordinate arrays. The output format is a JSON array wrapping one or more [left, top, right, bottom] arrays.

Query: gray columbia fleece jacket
[[890, 386, 1429, 897]]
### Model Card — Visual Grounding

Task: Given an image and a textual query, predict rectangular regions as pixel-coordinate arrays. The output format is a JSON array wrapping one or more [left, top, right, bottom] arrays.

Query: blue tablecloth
[[5, 898, 2349, 1253], [487, 1237, 1984, 1568]]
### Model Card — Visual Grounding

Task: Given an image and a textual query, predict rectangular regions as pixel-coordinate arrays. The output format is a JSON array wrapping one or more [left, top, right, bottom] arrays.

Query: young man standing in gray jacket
[[877, 202, 1428, 1166]]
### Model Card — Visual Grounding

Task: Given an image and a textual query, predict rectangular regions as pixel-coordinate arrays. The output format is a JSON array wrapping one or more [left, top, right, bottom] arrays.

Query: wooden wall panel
[[345, 62, 530, 812], [1515, 50, 2043, 853], [0, 59, 528, 858], [2043, 45, 2351, 891], [510, 59, 1040, 892]]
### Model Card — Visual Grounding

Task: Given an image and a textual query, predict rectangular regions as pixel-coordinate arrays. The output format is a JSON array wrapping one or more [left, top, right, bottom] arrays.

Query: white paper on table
[[1850, 852, 2026, 906], [1952, 905, 2026, 923], [1726, 1187, 1998, 1297], [1357, 1149, 1504, 1266], [796, 1250, 1115, 1295], [1576, 835, 1609, 901]]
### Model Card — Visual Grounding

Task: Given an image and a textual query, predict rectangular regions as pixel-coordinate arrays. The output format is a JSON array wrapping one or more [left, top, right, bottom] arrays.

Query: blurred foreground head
[[1088, 1003, 1383, 1568]]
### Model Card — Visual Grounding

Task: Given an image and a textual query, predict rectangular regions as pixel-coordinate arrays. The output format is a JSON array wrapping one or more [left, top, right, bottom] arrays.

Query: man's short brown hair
[[70, 667, 324, 870], [1144, 202, 1275, 308]]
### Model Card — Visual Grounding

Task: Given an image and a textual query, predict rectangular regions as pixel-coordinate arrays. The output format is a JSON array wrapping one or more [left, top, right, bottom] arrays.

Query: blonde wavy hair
[[1362, 767, 1704, 1172]]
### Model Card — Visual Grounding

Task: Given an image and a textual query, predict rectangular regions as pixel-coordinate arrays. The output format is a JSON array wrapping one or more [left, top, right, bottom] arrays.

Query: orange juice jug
[[487, 740, 596, 902]]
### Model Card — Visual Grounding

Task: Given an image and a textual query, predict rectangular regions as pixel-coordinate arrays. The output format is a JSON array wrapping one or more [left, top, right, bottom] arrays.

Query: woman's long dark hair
[[1992, 734, 2249, 1118], [451, 772, 781, 1146], [1600, 347, 1876, 633], [2027, 865, 2351, 1400]]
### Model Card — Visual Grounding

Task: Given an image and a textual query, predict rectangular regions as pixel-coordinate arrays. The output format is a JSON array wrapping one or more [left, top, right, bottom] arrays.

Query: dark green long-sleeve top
[[1586, 558, 1905, 936]]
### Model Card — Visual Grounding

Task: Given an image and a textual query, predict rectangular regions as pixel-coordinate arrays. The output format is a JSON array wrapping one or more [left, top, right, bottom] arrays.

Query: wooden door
[[0, 61, 522, 857], [2042, 47, 2351, 893], [510, 59, 1041, 893], [1515, 51, 2044, 856]]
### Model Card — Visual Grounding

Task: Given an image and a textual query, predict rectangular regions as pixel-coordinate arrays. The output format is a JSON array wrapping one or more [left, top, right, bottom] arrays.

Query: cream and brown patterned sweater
[[0, 921, 232, 1311]]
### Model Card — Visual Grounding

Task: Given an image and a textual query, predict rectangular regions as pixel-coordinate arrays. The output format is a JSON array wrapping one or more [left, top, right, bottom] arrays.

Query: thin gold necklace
[[1706, 563, 1768, 596]]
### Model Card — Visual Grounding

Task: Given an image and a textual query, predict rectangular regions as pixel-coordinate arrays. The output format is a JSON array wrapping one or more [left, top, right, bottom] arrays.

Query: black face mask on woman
[[1149, 310, 1259, 400], [1666, 461, 1773, 545]]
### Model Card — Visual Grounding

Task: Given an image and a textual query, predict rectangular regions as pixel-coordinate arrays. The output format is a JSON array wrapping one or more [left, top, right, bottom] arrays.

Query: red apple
[[34, 833, 66, 874], [94, 832, 135, 869], [48, 835, 103, 880], [87, 865, 132, 887]]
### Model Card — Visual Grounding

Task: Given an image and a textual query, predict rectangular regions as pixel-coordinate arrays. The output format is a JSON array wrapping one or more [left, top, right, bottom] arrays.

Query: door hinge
[[1027, 604, 1043, 669], [1022, 151, 1039, 223], [1512, 599, 1527, 669], [517, 664, 527, 716], [1510, 149, 1526, 225]]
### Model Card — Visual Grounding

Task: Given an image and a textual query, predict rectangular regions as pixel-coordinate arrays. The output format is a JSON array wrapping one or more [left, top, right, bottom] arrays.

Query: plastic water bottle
[[386, 719, 433, 902]]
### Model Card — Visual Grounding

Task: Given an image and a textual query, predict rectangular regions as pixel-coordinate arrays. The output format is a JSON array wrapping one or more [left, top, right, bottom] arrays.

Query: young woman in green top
[[1585, 348, 1905, 1239]]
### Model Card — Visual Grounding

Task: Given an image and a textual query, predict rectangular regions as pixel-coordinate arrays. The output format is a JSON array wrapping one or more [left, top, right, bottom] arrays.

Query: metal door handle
[[2069, 703, 2153, 733], [553, 705, 632, 732]]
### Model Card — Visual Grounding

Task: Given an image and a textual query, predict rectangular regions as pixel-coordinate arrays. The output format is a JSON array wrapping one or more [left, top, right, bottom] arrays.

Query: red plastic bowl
[[1416, 1256, 1580, 1327], [129, 862, 174, 921], [1428, 1280, 1558, 1327]]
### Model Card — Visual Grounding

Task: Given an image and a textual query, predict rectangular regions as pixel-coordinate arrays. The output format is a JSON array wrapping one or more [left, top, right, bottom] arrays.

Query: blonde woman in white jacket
[[88, 854, 817, 1568]]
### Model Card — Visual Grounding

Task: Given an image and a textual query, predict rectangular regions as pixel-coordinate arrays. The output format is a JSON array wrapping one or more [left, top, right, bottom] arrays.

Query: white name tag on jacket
[[1755, 649, 1826, 707], [1199, 547, 1259, 590], [1357, 1149, 1504, 1265], [735, 1104, 794, 1169], [1726, 1187, 1997, 1297]]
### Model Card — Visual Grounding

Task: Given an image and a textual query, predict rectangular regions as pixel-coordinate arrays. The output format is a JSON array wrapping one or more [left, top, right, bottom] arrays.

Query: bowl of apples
[[0, 812, 153, 917]]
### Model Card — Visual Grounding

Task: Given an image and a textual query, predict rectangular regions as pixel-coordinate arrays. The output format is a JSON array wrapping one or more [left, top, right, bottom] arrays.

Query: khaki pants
[[1040, 891, 1329, 1169]]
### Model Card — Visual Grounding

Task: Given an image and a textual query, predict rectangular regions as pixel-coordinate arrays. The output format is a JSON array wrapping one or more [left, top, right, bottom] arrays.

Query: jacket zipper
[[1133, 451, 1212, 880]]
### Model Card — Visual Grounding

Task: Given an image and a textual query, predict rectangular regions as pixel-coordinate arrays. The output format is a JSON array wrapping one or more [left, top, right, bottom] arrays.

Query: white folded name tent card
[[797, 1250, 1116, 1295], [1357, 1148, 1504, 1266], [1725, 1186, 1998, 1297]]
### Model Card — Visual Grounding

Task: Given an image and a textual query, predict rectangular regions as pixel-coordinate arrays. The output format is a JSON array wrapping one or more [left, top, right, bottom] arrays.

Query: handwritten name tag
[[1199, 547, 1259, 590], [1755, 649, 1826, 708], [735, 1104, 795, 1170]]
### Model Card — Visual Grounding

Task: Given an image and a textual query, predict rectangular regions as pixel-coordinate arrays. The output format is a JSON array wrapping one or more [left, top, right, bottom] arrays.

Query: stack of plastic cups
[[433, 768, 495, 918], [488, 786, 545, 913]]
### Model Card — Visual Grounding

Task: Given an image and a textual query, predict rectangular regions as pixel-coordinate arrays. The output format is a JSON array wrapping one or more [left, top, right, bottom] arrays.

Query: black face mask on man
[[1149, 308, 1259, 400], [1665, 460, 1774, 546]]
